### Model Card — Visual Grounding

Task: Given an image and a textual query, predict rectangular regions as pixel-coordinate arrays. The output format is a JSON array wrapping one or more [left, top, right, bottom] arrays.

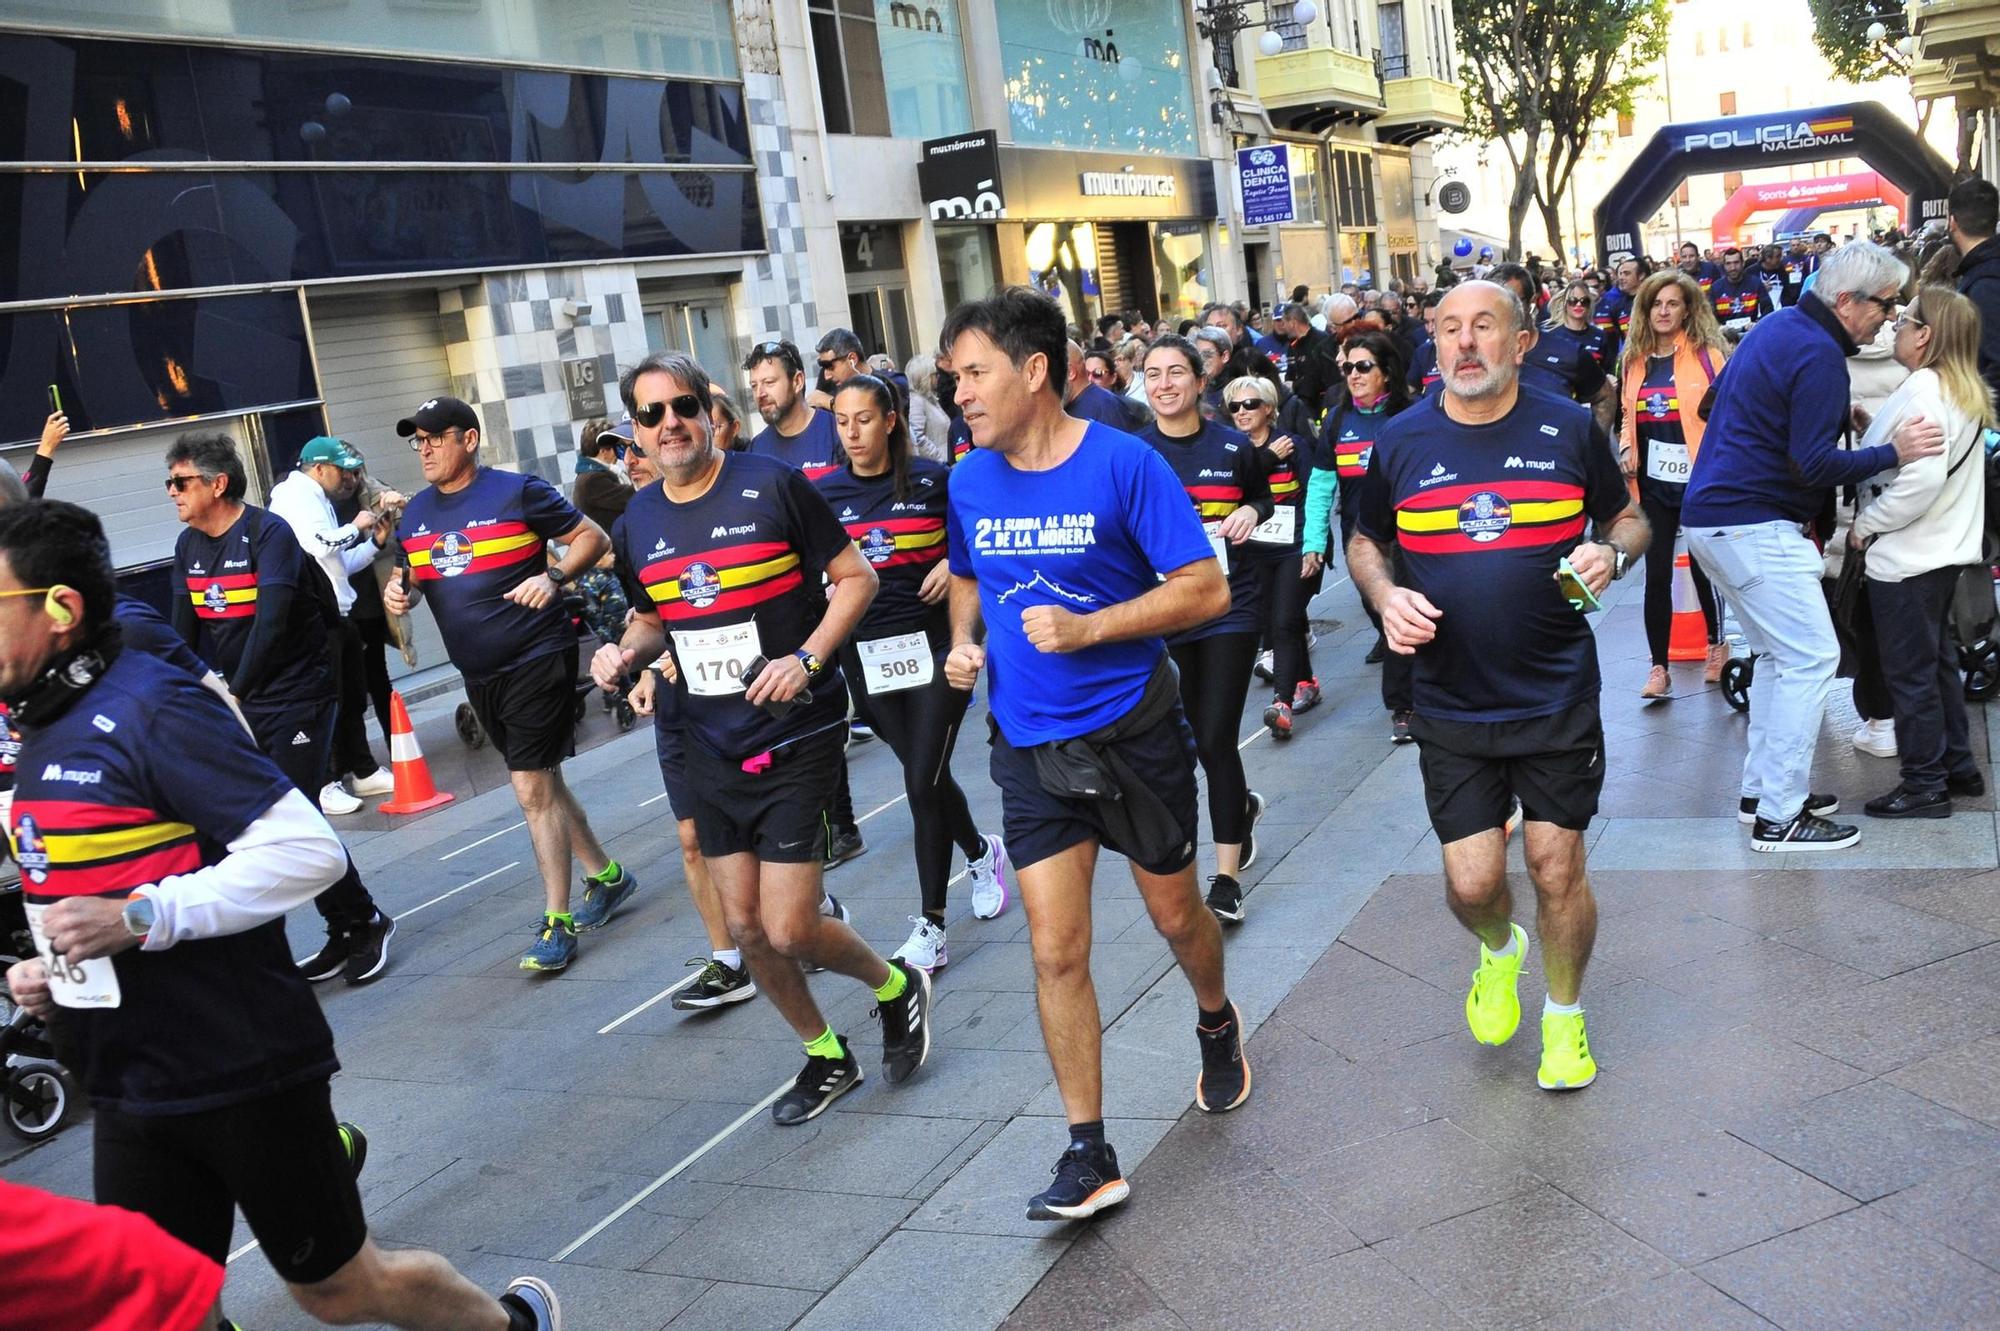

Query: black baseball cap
[[395, 395, 480, 438]]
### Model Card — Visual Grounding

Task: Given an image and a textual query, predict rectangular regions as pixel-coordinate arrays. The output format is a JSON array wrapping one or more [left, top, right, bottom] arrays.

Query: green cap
[[299, 436, 364, 470]]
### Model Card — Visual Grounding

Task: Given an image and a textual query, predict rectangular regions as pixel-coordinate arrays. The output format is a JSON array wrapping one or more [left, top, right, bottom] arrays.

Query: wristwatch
[[794, 648, 824, 677], [121, 894, 157, 939], [1602, 542, 1629, 581], [546, 565, 572, 588]]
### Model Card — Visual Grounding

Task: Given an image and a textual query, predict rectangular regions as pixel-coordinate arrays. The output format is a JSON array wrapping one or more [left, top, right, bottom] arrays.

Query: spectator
[[1848, 285, 1996, 819], [1682, 242, 1945, 851], [1190, 326, 1234, 416], [1063, 339, 1140, 431], [571, 417, 635, 533], [903, 353, 954, 461], [336, 452, 403, 749], [1617, 270, 1729, 698], [1086, 345, 1153, 428], [1320, 293, 1361, 337], [1379, 291, 1421, 363], [709, 387, 746, 451], [808, 326, 866, 409], [1947, 177, 2000, 401], [1275, 301, 1339, 420], [1116, 336, 1152, 409], [22, 411, 68, 497], [1095, 312, 1126, 346]]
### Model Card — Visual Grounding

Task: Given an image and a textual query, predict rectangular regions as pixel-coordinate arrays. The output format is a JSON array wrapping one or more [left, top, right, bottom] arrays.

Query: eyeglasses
[[1339, 361, 1378, 376], [1893, 315, 1927, 331], [164, 473, 205, 493], [1087, 367, 1113, 381], [631, 394, 707, 428], [1566, 298, 1591, 308], [409, 428, 461, 452], [1860, 294, 1899, 316], [1226, 399, 1265, 413]]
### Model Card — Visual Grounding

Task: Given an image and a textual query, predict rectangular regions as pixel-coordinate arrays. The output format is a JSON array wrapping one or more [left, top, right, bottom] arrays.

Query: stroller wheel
[[454, 702, 486, 750], [615, 700, 637, 732], [1965, 640, 2000, 703], [1720, 657, 1753, 713], [4, 1066, 73, 1141]]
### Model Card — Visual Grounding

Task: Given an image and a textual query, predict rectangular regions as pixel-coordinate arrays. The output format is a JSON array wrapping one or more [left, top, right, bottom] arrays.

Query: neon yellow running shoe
[[1465, 922, 1529, 1046], [1537, 1009, 1597, 1090]]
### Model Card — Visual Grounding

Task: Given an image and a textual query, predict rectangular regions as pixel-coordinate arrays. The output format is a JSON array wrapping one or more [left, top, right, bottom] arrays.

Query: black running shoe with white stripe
[[772, 1038, 862, 1125], [1751, 810, 1859, 852], [672, 955, 758, 1010], [876, 959, 932, 1085]]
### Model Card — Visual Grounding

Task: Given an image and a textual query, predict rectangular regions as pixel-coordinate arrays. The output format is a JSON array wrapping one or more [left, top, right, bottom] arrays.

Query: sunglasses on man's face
[[1339, 361, 1378, 376], [1226, 398, 1265, 414], [165, 473, 205, 493], [631, 394, 708, 429]]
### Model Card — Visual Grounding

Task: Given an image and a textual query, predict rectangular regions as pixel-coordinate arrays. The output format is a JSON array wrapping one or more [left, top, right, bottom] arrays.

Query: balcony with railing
[[1251, 6, 1385, 132], [1373, 3, 1464, 143], [1909, 0, 2000, 100]]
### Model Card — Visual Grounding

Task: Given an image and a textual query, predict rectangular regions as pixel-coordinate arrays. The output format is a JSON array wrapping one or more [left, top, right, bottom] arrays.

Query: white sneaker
[[318, 782, 363, 815], [967, 833, 1011, 919], [347, 768, 394, 797], [1252, 649, 1275, 682], [1853, 719, 1899, 758], [893, 917, 948, 973]]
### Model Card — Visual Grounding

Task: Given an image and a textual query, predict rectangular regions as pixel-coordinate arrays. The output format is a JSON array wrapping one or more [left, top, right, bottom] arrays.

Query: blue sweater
[[1682, 294, 1898, 527]]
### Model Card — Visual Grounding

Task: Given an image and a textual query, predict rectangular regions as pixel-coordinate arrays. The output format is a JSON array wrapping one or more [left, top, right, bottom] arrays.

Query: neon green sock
[[546, 911, 574, 928], [588, 860, 623, 884], [804, 1027, 845, 1059], [873, 964, 908, 1003]]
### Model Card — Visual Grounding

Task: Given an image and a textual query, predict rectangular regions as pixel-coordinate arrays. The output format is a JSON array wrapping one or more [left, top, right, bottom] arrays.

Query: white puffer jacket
[[1850, 367, 1986, 583]]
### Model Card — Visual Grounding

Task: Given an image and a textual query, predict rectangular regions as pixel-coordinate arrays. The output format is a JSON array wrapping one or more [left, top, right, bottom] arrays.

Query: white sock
[[1486, 928, 1520, 959], [714, 948, 742, 969], [1544, 995, 1581, 1016]]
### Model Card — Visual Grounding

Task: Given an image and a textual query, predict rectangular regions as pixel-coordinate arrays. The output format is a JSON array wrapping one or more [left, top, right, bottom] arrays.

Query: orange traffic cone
[[378, 691, 455, 815], [1668, 541, 1709, 663]]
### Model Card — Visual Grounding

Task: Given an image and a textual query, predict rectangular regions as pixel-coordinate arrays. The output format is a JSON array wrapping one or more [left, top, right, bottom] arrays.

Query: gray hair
[[1321, 293, 1358, 325], [0, 464, 27, 507], [1191, 326, 1233, 360], [1226, 375, 1279, 408], [904, 353, 938, 400], [1815, 241, 1910, 306], [620, 351, 714, 414], [165, 432, 248, 500]]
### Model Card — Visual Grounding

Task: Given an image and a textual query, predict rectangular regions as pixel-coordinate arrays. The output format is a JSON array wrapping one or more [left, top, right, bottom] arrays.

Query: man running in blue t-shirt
[[942, 287, 1249, 1223], [1349, 280, 1649, 1094]]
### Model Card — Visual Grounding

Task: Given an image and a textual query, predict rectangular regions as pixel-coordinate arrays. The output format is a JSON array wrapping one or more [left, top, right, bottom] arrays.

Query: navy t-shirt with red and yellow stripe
[[1139, 419, 1274, 641], [813, 458, 950, 642], [7, 647, 333, 1114], [399, 467, 583, 681], [748, 408, 843, 482], [1356, 392, 1628, 723], [611, 451, 855, 761], [172, 506, 326, 705]]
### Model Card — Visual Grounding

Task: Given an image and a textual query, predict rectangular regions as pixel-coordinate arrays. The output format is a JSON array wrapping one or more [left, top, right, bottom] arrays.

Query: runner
[[1219, 375, 1320, 739], [592, 351, 932, 1124], [1540, 279, 1615, 379], [1489, 264, 1611, 414], [944, 287, 1249, 1220], [381, 395, 636, 973], [1139, 334, 1275, 923], [1592, 257, 1643, 365], [814, 374, 1011, 971], [1, 500, 560, 1331], [1708, 247, 1774, 324], [1347, 280, 1648, 1091], [743, 338, 867, 869], [164, 434, 395, 986], [1303, 327, 1418, 742]]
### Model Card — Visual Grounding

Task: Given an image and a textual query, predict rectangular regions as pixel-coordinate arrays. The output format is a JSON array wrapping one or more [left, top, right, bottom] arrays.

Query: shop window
[[1722, 172, 1743, 195], [1331, 148, 1377, 230], [1154, 223, 1212, 324], [1288, 144, 1324, 226], [993, 0, 1198, 155], [937, 226, 1002, 315], [874, 1, 973, 139]]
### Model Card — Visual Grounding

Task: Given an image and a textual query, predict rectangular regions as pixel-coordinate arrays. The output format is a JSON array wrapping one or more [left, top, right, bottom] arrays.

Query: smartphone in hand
[[1555, 557, 1601, 614], [740, 655, 796, 718]]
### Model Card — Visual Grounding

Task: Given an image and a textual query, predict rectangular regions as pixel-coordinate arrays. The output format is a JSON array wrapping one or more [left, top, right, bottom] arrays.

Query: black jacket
[[1959, 236, 2000, 404], [1285, 326, 1341, 423]]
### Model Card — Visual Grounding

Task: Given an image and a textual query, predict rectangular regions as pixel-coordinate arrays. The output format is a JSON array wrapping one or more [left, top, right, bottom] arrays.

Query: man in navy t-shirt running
[[942, 287, 1248, 1222], [383, 396, 634, 974], [1349, 281, 1648, 1094]]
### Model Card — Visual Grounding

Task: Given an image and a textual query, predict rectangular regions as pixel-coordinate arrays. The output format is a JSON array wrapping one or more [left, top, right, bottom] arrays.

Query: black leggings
[[1251, 553, 1317, 701], [1639, 490, 1717, 666], [839, 647, 984, 918], [1169, 630, 1259, 844], [351, 612, 395, 751]]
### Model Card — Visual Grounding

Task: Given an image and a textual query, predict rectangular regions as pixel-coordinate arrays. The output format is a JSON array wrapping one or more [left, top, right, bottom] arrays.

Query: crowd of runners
[[5, 171, 2000, 1328]]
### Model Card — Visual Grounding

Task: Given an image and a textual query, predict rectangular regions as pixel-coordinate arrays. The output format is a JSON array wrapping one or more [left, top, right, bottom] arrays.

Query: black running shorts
[[987, 707, 1200, 876], [464, 649, 577, 772], [91, 1078, 368, 1286], [684, 725, 843, 862], [1410, 698, 1605, 844], [652, 714, 697, 822]]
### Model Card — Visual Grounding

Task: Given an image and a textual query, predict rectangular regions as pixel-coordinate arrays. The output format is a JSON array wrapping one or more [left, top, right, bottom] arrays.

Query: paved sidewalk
[[6, 571, 1998, 1328]]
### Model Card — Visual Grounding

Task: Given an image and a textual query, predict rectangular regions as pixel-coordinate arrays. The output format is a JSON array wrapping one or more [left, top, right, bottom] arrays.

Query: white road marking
[[439, 820, 525, 861], [597, 971, 703, 1034], [551, 1079, 791, 1262], [639, 791, 672, 807], [226, 1238, 260, 1264], [396, 861, 522, 922], [856, 793, 908, 824]]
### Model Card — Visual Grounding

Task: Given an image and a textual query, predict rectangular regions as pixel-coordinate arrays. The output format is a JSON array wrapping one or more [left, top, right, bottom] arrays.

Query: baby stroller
[[454, 578, 637, 749], [0, 888, 79, 1143]]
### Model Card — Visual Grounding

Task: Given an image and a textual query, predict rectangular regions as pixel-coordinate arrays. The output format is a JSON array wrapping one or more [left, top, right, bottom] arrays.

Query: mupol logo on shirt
[[681, 562, 722, 608], [40, 764, 102, 784], [1458, 491, 1513, 542], [1504, 456, 1556, 472], [431, 532, 476, 577], [711, 523, 757, 539]]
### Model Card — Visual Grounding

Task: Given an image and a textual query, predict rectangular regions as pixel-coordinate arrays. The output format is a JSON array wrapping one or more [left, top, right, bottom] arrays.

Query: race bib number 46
[[25, 901, 122, 1009], [672, 622, 760, 697]]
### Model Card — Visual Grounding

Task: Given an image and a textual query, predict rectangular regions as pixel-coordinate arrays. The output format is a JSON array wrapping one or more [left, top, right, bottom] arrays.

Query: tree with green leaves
[[1805, 0, 1906, 82], [1456, 0, 1668, 262]]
